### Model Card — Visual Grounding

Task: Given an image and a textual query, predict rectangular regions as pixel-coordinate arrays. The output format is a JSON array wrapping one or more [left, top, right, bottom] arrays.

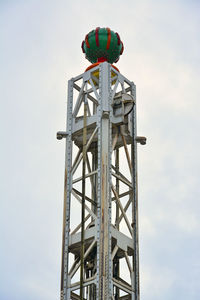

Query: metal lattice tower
[[57, 62, 146, 300], [57, 29, 146, 300]]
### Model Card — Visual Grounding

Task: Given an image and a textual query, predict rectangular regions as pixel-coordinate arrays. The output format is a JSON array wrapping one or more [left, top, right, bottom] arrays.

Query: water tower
[[57, 27, 146, 300]]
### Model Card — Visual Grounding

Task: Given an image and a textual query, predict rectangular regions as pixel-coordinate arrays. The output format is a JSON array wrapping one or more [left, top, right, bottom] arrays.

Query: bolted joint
[[135, 136, 147, 145], [102, 111, 109, 119], [56, 131, 68, 140]]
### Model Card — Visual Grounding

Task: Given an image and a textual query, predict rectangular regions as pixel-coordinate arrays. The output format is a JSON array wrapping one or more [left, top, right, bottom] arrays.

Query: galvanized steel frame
[[60, 62, 140, 300]]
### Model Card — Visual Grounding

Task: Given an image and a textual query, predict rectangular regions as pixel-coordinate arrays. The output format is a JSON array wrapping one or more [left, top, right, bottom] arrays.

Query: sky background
[[1, 0, 200, 299]]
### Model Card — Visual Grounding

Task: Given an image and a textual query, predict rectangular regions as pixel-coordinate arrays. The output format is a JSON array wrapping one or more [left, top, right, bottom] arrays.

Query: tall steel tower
[[57, 28, 146, 300]]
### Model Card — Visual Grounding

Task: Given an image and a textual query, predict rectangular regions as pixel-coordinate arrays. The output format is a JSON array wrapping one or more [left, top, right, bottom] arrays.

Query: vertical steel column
[[96, 62, 112, 300], [80, 94, 88, 299], [114, 147, 120, 300], [60, 79, 73, 300], [131, 83, 140, 300]]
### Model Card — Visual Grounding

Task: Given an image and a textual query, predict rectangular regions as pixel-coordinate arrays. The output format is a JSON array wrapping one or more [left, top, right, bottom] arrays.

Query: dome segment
[[81, 27, 124, 64]]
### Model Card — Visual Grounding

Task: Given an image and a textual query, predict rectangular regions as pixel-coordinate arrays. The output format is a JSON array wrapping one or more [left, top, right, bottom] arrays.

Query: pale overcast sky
[[1, 0, 200, 299]]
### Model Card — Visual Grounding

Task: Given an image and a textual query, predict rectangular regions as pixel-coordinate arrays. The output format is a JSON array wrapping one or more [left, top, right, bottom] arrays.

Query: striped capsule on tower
[[81, 27, 124, 64]]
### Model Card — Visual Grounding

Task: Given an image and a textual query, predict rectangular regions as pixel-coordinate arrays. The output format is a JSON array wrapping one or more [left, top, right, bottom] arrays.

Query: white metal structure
[[58, 62, 144, 300]]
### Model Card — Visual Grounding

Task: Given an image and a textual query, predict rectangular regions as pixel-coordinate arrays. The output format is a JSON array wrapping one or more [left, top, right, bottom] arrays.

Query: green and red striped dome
[[81, 27, 124, 64]]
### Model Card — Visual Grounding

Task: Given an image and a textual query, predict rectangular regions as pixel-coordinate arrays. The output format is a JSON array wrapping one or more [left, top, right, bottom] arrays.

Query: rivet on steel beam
[[135, 136, 147, 145]]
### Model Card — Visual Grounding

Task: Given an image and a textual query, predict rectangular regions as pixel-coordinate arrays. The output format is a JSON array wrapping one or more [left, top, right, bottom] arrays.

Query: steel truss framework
[[60, 62, 139, 300]]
